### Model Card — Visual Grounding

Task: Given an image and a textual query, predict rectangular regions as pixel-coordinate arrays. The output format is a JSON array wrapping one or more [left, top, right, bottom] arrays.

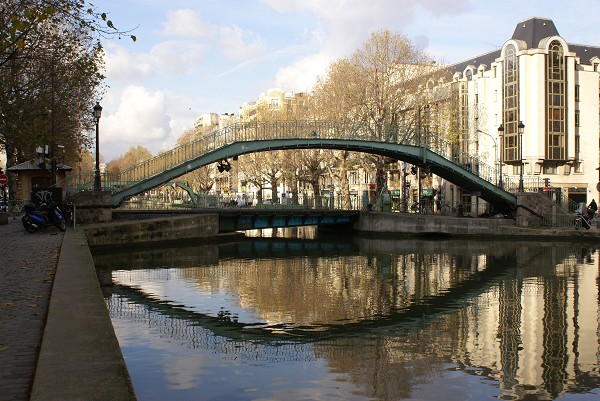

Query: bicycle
[[397, 200, 409, 213], [410, 200, 433, 214], [574, 213, 591, 230], [63, 201, 74, 226], [8, 200, 25, 217], [439, 202, 465, 216]]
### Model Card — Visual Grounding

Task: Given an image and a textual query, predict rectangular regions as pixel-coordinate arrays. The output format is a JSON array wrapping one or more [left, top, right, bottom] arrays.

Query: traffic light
[[543, 178, 550, 187], [216, 159, 231, 173]]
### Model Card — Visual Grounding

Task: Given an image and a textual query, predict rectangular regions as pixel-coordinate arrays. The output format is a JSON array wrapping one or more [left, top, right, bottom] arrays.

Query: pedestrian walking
[[587, 199, 597, 221]]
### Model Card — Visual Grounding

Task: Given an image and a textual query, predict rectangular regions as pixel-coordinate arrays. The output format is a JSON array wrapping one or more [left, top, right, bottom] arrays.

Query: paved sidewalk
[[30, 224, 135, 401], [0, 217, 63, 401]]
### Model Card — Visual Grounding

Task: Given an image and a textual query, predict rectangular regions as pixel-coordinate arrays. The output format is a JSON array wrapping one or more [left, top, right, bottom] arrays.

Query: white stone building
[[193, 112, 237, 130], [449, 17, 600, 206]]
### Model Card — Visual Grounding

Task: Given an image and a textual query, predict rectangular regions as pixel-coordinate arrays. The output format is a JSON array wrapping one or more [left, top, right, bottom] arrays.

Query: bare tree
[[312, 30, 448, 196], [323, 150, 363, 209], [174, 127, 215, 194], [105, 145, 152, 174], [238, 152, 267, 204], [297, 149, 327, 207]]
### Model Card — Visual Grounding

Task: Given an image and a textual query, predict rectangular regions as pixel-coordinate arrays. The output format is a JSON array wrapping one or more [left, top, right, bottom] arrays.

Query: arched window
[[546, 41, 565, 160], [503, 44, 519, 163]]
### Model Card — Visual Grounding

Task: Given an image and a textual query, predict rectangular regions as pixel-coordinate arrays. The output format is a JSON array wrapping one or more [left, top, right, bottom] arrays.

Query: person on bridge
[[587, 199, 597, 221]]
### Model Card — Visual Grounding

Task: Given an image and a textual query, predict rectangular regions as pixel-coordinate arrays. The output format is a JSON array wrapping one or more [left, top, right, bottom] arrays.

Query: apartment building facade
[[449, 17, 600, 206]]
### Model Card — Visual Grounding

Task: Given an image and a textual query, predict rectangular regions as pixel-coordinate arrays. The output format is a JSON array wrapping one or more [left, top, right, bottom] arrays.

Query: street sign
[[0, 174, 7, 185]]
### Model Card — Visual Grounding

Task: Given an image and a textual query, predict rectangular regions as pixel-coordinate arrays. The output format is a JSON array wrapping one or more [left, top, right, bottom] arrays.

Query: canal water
[[93, 228, 600, 401]]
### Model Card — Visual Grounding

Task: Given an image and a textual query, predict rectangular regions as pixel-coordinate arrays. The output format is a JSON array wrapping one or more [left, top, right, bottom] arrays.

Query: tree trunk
[[255, 184, 263, 204], [311, 180, 321, 208], [270, 176, 278, 204], [339, 170, 351, 209], [5, 142, 19, 201], [290, 174, 299, 205]]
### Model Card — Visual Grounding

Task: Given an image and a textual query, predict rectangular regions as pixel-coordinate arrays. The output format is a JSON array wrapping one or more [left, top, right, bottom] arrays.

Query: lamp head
[[93, 102, 103, 119]]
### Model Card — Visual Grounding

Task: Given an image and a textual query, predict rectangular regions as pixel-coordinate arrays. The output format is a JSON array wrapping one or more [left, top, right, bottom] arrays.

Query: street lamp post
[[477, 129, 498, 186], [497, 124, 504, 189], [518, 121, 525, 192], [93, 102, 103, 190]]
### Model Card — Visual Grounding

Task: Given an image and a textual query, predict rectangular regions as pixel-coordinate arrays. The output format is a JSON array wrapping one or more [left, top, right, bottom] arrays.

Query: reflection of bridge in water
[[99, 237, 535, 341], [98, 120, 520, 210], [94, 234, 581, 270], [101, 238, 600, 400]]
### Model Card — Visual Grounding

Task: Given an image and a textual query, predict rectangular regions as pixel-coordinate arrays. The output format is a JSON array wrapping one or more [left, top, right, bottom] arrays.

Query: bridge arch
[[111, 138, 516, 209]]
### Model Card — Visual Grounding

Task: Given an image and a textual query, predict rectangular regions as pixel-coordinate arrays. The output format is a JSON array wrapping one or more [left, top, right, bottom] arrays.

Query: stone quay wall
[[84, 214, 220, 247]]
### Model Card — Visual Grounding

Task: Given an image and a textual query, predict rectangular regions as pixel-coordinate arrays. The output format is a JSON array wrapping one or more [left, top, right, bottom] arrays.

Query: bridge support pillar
[[70, 190, 112, 224]]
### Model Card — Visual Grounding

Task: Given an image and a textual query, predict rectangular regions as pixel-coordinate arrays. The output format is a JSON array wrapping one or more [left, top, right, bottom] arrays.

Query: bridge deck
[[89, 120, 526, 210], [112, 208, 360, 233]]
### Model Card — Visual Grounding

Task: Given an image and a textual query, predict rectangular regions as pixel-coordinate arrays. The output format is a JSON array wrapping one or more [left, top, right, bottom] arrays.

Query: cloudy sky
[[97, 0, 600, 161]]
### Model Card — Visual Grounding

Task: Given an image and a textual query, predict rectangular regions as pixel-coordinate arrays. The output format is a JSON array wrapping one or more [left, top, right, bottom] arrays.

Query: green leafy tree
[[1, 0, 135, 197]]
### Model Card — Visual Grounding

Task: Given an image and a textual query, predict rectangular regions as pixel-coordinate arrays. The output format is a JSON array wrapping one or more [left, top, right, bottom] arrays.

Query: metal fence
[[66, 119, 575, 215], [88, 120, 503, 194], [542, 213, 572, 228]]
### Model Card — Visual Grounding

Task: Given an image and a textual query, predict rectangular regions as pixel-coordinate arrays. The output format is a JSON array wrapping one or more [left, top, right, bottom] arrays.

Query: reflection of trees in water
[[101, 239, 600, 401], [316, 336, 447, 401], [110, 250, 504, 330]]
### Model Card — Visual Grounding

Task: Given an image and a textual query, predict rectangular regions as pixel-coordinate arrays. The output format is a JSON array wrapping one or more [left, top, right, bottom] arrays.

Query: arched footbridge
[[100, 121, 518, 210]]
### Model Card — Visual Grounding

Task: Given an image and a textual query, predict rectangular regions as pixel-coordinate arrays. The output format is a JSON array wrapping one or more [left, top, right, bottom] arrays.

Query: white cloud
[[265, 0, 470, 93], [162, 9, 214, 38], [104, 44, 155, 84], [219, 25, 266, 61], [101, 0, 482, 160], [275, 53, 330, 92], [149, 40, 207, 75], [101, 86, 172, 159]]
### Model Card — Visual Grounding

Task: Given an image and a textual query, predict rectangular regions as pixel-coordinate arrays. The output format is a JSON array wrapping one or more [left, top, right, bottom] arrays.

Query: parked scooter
[[22, 201, 67, 233]]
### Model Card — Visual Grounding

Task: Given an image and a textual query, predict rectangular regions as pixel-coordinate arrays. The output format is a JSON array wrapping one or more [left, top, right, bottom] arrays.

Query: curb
[[30, 228, 136, 401]]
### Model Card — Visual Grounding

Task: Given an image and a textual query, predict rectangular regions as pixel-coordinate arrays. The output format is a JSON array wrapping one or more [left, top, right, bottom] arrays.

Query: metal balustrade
[[68, 120, 589, 213], [84, 120, 508, 193]]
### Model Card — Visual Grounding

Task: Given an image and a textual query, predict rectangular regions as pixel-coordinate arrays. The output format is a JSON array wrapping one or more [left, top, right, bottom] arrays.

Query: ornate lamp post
[[518, 121, 525, 192], [477, 129, 498, 185], [93, 102, 103, 190], [497, 124, 504, 189]]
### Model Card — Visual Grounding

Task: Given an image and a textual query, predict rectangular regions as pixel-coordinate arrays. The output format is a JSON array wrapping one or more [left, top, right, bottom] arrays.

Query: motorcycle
[[22, 201, 67, 233]]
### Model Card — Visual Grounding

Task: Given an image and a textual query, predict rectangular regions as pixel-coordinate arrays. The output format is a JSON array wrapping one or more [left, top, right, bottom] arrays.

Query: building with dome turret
[[447, 17, 600, 206]]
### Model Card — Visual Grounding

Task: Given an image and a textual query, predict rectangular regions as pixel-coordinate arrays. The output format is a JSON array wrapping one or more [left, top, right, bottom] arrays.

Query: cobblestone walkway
[[0, 217, 63, 401]]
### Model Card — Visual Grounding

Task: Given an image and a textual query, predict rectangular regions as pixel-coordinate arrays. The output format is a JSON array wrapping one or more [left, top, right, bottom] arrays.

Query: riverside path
[[0, 217, 62, 401], [0, 216, 136, 401]]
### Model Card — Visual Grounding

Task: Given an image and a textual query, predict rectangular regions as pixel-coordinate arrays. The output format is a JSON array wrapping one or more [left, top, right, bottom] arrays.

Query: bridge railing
[[104, 121, 343, 188], [103, 120, 509, 195], [94, 120, 585, 213]]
